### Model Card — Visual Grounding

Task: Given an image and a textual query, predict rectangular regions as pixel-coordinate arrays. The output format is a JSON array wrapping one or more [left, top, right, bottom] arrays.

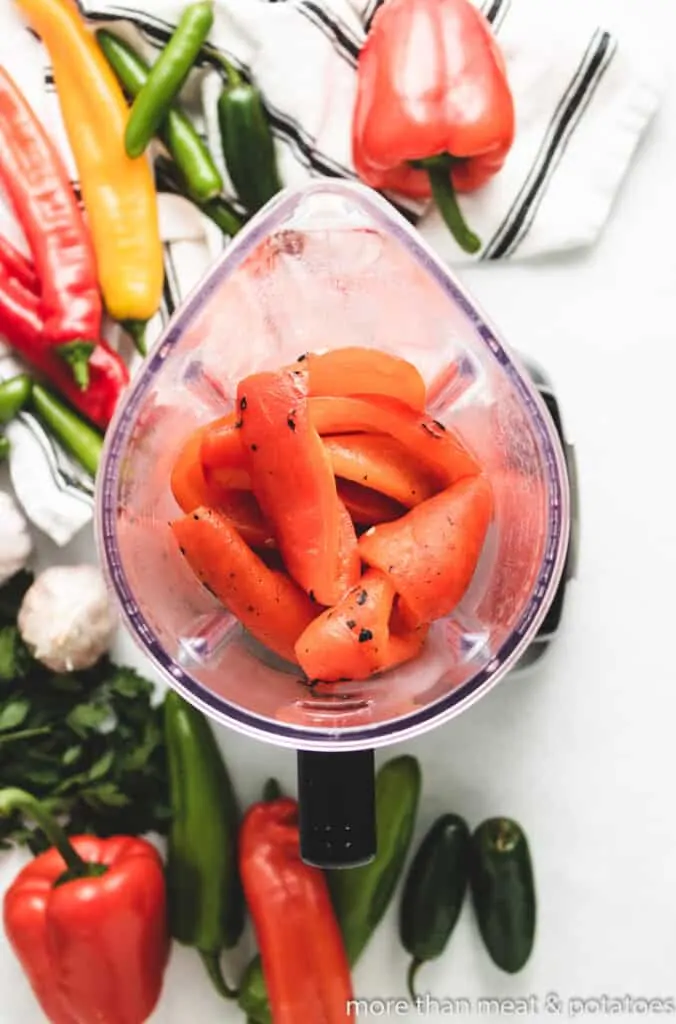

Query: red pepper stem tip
[[199, 951, 239, 1000], [417, 156, 481, 256], [0, 787, 89, 878], [56, 339, 96, 390]]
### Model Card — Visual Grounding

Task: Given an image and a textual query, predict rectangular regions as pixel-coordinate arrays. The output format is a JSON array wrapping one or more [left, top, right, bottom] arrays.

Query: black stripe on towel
[[484, 30, 616, 260]]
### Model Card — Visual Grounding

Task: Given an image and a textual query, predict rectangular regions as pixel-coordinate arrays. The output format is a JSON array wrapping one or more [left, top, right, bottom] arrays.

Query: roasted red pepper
[[352, 0, 515, 253], [172, 507, 317, 663], [239, 797, 354, 1024], [359, 474, 494, 627], [0, 68, 102, 385], [237, 368, 356, 606], [295, 568, 428, 682], [0, 265, 127, 430], [1, 788, 168, 1024]]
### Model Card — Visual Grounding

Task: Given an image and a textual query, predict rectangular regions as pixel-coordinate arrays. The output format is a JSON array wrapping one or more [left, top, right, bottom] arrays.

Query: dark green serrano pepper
[[125, 2, 215, 159], [217, 62, 281, 214], [328, 755, 421, 965], [399, 813, 471, 998], [164, 690, 244, 998], [31, 384, 102, 477], [97, 30, 223, 204], [470, 817, 536, 973]]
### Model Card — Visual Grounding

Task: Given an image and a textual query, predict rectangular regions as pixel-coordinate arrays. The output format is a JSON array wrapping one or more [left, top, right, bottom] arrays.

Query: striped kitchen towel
[[0, 0, 663, 544]]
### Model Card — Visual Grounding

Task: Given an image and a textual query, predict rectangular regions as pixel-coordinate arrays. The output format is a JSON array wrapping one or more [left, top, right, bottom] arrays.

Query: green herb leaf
[[83, 783, 131, 809], [108, 666, 153, 700], [0, 698, 30, 731], [0, 627, 32, 681], [62, 745, 82, 766], [66, 703, 111, 736], [88, 750, 114, 781]]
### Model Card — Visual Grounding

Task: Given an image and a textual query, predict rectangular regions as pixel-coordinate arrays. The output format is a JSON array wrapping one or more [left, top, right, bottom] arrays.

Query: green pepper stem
[[419, 156, 481, 256], [56, 340, 96, 390], [407, 958, 423, 1001], [262, 777, 282, 802], [206, 47, 242, 86], [121, 319, 147, 356], [0, 787, 89, 877], [199, 951, 239, 1000], [0, 435, 8, 460]]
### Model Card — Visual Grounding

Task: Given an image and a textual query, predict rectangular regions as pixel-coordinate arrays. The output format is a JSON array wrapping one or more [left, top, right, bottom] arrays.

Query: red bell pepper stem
[[0, 788, 104, 881], [0, 235, 39, 293], [418, 155, 481, 255]]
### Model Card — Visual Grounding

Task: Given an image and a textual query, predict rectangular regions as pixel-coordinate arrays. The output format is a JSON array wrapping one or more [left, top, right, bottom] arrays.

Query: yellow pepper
[[16, 0, 164, 322]]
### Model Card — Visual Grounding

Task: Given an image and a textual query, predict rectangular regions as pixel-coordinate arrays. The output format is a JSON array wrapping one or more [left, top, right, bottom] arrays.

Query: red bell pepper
[[295, 567, 428, 681], [352, 0, 515, 253], [0, 68, 102, 385], [1, 788, 168, 1024], [359, 474, 494, 627], [171, 507, 318, 663], [237, 368, 352, 606], [239, 797, 354, 1024], [0, 265, 127, 430]]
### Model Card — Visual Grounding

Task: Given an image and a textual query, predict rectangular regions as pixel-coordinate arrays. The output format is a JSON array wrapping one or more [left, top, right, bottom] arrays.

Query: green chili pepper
[[399, 813, 471, 998], [470, 817, 536, 974], [328, 755, 421, 965], [30, 384, 103, 477], [155, 156, 243, 238], [238, 957, 271, 1024], [216, 61, 281, 214], [164, 690, 244, 999], [97, 30, 223, 204], [0, 374, 31, 424], [125, 2, 215, 159]]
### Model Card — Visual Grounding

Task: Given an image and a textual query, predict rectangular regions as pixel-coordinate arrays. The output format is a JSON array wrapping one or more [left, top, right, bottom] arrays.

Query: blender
[[96, 181, 574, 868]]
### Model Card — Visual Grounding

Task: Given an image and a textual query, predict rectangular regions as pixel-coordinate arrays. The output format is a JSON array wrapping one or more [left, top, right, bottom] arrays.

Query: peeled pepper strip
[[171, 507, 317, 664], [309, 394, 480, 485], [295, 568, 428, 682], [337, 479, 405, 526], [299, 347, 426, 411], [171, 427, 275, 549], [359, 475, 494, 627], [237, 368, 347, 606], [16, 0, 164, 322], [324, 433, 440, 507]]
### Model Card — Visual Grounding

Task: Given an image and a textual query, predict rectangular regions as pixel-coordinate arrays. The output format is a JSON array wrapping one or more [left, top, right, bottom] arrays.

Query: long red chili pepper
[[0, 264, 127, 430], [239, 798, 354, 1024], [0, 235, 38, 293], [0, 67, 102, 385]]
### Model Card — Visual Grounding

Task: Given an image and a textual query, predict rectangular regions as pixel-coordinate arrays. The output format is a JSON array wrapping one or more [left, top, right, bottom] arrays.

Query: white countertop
[[2, 0, 675, 1020]]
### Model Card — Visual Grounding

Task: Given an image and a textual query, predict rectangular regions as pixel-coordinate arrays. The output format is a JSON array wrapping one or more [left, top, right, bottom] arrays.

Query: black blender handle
[[297, 749, 376, 869]]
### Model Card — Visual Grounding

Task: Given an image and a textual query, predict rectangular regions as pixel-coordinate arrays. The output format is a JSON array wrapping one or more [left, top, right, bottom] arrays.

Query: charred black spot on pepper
[[251, 443, 258, 452], [422, 421, 443, 438], [432, 418, 447, 431], [247, 604, 255, 613], [346, 619, 357, 630], [297, 353, 307, 362], [358, 628, 373, 643], [287, 417, 296, 431], [356, 589, 368, 606], [308, 590, 316, 603], [193, 514, 199, 520], [239, 396, 247, 411], [203, 582, 217, 598], [179, 546, 186, 556], [235, 418, 243, 429]]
